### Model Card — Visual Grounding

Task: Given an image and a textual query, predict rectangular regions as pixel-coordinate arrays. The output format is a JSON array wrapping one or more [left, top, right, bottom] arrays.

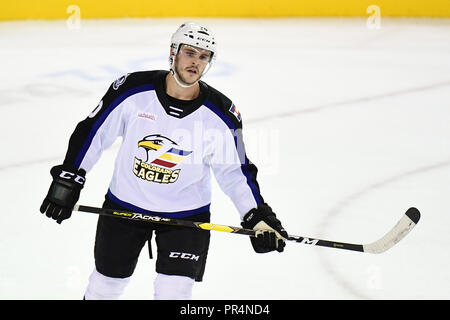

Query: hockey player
[[39, 22, 288, 300]]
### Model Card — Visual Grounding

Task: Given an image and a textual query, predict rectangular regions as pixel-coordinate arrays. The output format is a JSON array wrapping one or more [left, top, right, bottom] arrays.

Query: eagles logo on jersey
[[133, 134, 192, 184]]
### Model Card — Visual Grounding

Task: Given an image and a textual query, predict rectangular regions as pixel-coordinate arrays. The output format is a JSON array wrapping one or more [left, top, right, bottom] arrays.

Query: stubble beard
[[174, 63, 201, 86]]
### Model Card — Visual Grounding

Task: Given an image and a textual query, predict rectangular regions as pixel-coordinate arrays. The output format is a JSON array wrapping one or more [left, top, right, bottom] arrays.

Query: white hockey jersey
[[63, 70, 264, 219]]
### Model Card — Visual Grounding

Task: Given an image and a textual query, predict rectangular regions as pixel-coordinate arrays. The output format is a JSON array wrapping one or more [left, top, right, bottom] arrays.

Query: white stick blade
[[363, 207, 420, 254]]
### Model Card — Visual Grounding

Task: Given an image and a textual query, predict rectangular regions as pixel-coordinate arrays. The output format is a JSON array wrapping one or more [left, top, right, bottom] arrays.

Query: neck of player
[[165, 73, 200, 101]]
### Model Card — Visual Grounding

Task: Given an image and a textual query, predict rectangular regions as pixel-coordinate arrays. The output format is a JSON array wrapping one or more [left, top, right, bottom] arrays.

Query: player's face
[[174, 44, 212, 85]]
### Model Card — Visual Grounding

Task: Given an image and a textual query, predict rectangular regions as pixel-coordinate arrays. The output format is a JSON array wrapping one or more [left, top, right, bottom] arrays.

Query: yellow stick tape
[[198, 223, 235, 233], [1, 0, 450, 21]]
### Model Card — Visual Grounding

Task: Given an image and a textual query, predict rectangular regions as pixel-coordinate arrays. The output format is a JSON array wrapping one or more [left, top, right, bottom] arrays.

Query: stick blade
[[363, 207, 421, 254]]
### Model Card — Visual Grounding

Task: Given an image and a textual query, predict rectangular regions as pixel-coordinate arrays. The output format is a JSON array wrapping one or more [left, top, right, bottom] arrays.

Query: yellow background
[[1, 0, 450, 20]]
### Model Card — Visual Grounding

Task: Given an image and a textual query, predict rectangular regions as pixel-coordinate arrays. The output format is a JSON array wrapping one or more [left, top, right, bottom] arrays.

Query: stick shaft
[[74, 204, 361, 251], [74, 204, 255, 236], [73, 204, 419, 254]]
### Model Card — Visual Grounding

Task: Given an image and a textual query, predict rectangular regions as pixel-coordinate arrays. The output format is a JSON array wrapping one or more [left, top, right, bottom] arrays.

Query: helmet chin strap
[[170, 56, 213, 89], [170, 68, 197, 88]]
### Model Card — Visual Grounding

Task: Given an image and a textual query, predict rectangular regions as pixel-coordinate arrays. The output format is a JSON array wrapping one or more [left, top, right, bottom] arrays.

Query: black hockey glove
[[40, 165, 86, 224], [241, 203, 289, 253]]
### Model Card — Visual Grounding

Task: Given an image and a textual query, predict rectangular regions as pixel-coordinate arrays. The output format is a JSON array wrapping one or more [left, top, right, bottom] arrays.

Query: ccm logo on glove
[[59, 170, 86, 185]]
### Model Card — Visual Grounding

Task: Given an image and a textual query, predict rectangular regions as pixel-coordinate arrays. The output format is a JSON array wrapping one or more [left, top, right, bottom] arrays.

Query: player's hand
[[241, 203, 288, 253], [40, 165, 86, 224]]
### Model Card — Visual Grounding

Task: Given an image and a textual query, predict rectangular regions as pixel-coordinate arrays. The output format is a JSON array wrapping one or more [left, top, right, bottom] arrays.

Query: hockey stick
[[73, 204, 420, 254]]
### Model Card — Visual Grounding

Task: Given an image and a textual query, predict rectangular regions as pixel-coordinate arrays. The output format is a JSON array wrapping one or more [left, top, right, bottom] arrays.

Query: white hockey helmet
[[169, 22, 217, 87]]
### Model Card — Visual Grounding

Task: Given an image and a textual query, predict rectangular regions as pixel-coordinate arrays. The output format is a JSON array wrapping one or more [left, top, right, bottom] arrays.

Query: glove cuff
[[50, 165, 86, 188]]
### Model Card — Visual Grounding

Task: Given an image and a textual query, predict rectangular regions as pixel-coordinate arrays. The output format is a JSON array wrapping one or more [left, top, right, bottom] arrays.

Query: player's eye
[[199, 54, 210, 62]]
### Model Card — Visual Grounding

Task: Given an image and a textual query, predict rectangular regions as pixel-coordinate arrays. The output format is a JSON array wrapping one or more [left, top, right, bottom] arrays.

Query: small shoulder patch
[[113, 73, 130, 90], [228, 103, 241, 122]]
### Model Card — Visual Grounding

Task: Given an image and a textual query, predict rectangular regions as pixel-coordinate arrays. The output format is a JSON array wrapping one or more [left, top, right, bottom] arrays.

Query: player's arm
[[40, 77, 128, 224], [209, 107, 288, 253]]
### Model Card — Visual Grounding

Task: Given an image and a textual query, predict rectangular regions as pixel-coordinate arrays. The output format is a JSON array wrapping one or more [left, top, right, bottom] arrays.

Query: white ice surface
[[1, 17, 450, 300]]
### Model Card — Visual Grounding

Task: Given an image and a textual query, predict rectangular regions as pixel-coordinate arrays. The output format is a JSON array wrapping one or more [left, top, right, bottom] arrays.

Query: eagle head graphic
[[137, 134, 178, 162]]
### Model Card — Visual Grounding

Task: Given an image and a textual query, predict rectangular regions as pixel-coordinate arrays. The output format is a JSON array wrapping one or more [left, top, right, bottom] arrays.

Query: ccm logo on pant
[[169, 252, 200, 261]]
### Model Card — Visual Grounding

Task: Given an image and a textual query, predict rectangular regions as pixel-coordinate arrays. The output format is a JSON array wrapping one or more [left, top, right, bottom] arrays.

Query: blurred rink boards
[[1, 0, 450, 21]]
